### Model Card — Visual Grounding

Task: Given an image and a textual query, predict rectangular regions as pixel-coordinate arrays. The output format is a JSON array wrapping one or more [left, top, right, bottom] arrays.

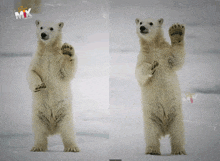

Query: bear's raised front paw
[[151, 61, 159, 75], [34, 83, 46, 92], [31, 146, 47, 152], [61, 43, 74, 57], [169, 23, 185, 44], [64, 146, 80, 152]]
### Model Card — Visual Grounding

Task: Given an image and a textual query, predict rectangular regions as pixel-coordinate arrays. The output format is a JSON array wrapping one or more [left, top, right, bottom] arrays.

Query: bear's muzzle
[[140, 26, 149, 34], [41, 32, 49, 40]]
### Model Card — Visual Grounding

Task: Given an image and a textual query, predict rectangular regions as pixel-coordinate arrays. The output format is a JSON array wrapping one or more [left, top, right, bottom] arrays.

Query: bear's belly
[[33, 83, 72, 109], [149, 109, 177, 135], [36, 100, 68, 133], [141, 71, 182, 115]]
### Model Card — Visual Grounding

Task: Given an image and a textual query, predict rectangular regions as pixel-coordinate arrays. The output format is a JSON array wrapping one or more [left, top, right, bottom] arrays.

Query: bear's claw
[[151, 61, 159, 75], [34, 83, 46, 92], [64, 146, 80, 152], [31, 146, 47, 152], [171, 150, 186, 155], [151, 61, 159, 70]]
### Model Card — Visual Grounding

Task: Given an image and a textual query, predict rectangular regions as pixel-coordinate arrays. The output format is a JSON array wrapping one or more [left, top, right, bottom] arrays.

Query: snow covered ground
[[1, 0, 220, 160]]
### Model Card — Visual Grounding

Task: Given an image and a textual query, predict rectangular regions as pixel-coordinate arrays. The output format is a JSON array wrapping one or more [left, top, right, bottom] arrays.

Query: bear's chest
[[153, 48, 168, 62], [142, 49, 168, 66], [37, 54, 61, 80]]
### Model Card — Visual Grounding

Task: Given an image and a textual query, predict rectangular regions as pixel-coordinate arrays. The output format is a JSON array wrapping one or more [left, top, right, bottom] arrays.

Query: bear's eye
[[50, 27, 53, 31], [140, 22, 142, 25], [149, 22, 153, 26], [40, 27, 43, 30]]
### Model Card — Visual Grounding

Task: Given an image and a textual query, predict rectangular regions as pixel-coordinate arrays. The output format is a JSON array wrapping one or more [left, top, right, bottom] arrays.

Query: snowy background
[[0, 0, 220, 160]]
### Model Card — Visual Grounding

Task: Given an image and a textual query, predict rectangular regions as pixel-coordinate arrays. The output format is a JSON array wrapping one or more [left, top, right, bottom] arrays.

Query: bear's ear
[[58, 22, 64, 29], [135, 18, 140, 24], [35, 20, 40, 26], [158, 18, 164, 26]]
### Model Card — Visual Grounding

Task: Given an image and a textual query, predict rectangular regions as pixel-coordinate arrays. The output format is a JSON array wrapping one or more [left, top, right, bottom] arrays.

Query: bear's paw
[[61, 43, 74, 57], [64, 146, 80, 152], [169, 23, 185, 44]]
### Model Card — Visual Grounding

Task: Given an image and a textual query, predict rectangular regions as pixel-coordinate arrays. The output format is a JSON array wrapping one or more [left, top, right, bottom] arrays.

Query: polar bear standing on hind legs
[[27, 20, 80, 152], [135, 18, 186, 155]]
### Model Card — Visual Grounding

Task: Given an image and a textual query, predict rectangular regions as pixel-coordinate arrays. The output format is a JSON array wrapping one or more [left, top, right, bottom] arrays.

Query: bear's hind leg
[[169, 114, 186, 155], [58, 115, 80, 152], [144, 117, 163, 155], [31, 116, 49, 152]]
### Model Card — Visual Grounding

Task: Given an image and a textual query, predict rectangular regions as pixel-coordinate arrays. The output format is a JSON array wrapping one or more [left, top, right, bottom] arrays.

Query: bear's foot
[[31, 146, 47, 152], [34, 82, 46, 92], [64, 146, 80, 152], [146, 146, 161, 155], [169, 23, 185, 45], [61, 43, 74, 57], [171, 149, 186, 155]]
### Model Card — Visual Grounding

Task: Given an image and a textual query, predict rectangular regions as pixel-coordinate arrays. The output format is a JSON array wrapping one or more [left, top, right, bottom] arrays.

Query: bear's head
[[135, 18, 164, 41], [35, 20, 64, 44]]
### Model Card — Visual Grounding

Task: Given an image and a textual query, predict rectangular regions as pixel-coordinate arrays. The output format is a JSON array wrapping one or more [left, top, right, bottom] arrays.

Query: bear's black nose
[[140, 26, 146, 31], [41, 33, 47, 38]]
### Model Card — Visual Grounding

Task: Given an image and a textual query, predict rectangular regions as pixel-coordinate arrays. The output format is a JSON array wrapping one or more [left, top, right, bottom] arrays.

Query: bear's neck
[[37, 34, 62, 56], [140, 31, 167, 54]]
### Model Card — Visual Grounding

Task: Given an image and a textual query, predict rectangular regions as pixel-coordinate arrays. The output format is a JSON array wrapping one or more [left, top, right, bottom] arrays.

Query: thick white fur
[[27, 20, 79, 152], [135, 18, 186, 155]]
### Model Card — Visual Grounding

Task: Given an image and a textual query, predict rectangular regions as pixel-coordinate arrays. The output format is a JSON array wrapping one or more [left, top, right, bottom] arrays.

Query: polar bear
[[135, 18, 186, 155], [27, 20, 80, 152]]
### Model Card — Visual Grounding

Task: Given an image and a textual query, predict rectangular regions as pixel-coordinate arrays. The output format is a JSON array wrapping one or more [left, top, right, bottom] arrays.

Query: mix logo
[[15, 6, 32, 19], [182, 92, 198, 103]]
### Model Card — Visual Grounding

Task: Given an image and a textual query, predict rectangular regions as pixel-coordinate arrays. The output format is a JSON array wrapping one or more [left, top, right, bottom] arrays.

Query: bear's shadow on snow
[[192, 85, 220, 94], [76, 132, 109, 139], [203, 49, 220, 54], [0, 133, 32, 139], [143, 153, 172, 156]]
